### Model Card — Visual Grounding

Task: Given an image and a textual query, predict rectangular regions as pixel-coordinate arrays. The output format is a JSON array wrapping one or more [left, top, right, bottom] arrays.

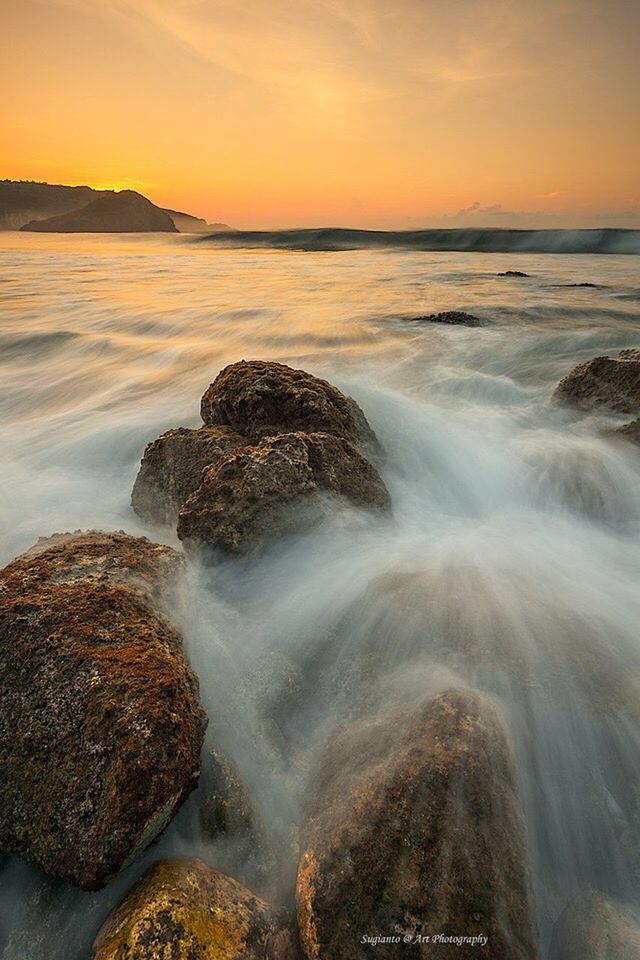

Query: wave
[[199, 226, 640, 255]]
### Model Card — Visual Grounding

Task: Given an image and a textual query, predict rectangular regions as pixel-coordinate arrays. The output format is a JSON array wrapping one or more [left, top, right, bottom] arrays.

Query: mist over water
[[1, 232, 639, 958]]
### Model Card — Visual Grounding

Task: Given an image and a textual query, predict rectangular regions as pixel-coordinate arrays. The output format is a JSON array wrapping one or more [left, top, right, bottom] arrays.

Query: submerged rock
[[92, 858, 294, 959], [615, 418, 640, 444], [549, 890, 640, 960], [200, 747, 273, 887], [2, 873, 107, 960], [200, 360, 380, 456], [177, 431, 390, 557], [0, 531, 207, 890], [554, 349, 640, 413], [498, 271, 529, 277], [131, 425, 245, 525], [409, 310, 481, 326], [296, 689, 538, 960]]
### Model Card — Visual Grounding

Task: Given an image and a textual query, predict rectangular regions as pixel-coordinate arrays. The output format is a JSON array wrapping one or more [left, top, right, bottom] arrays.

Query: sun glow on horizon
[[2, 0, 639, 229]]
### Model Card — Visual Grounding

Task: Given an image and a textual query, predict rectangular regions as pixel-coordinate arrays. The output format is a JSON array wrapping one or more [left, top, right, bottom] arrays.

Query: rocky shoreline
[[1, 355, 639, 957]]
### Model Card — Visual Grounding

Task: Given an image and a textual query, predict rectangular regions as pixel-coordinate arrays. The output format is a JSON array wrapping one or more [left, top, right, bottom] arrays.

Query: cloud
[[454, 201, 504, 218], [420, 202, 640, 229], [56, 0, 584, 98], [456, 201, 481, 215]]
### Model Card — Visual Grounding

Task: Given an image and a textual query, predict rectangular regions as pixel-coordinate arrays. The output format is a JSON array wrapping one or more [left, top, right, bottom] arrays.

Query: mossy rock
[[296, 689, 538, 960], [92, 858, 295, 959], [0, 532, 206, 889]]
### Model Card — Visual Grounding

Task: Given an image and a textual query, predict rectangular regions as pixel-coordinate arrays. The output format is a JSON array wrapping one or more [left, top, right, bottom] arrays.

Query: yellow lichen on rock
[[92, 859, 293, 960], [295, 851, 320, 959]]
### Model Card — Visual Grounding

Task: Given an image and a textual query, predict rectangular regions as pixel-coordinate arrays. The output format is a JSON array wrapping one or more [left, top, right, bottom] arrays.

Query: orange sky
[[2, 0, 639, 229]]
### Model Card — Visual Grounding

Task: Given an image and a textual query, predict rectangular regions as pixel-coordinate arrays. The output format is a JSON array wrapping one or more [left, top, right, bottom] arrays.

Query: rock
[[200, 747, 273, 886], [554, 350, 640, 414], [7, 529, 184, 602], [132, 425, 246, 525], [410, 310, 481, 326], [21, 190, 177, 233], [564, 282, 599, 288], [549, 890, 640, 960], [615, 418, 640, 444], [177, 432, 390, 557], [498, 270, 529, 277], [296, 689, 538, 960], [0, 531, 207, 890], [239, 650, 304, 732], [91, 858, 295, 959], [200, 360, 380, 457]]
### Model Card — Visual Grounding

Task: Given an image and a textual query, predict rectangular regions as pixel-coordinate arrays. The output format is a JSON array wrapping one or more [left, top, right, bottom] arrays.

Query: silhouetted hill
[[21, 190, 178, 232], [0, 181, 108, 230], [0, 180, 228, 232], [162, 207, 232, 233]]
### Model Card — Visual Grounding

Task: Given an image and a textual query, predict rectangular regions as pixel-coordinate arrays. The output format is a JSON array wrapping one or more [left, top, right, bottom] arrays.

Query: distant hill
[[162, 207, 232, 233], [0, 181, 104, 230], [21, 190, 177, 233], [0, 180, 231, 232]]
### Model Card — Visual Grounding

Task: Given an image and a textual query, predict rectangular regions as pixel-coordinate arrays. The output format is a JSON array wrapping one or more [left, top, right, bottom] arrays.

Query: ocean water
[[0, 231, 639, 957]]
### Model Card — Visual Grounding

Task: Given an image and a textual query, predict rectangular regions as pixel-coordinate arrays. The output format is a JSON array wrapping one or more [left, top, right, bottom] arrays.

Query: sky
[[2, 0, 639, 229]]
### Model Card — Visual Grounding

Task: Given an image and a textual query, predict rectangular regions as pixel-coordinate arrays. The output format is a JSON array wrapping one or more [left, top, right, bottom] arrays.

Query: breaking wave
[[199, 227, 640, 255]]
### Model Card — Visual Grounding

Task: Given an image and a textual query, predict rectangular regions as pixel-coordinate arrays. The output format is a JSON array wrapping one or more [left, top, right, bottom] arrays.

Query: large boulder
[[0, 531, 207, 890], [554, 349, 640, 413], [177, 432, 390, 556], [296, 689, 538, 960], [549, 890, 640, 960], [6, 529, 184, 601], [200, 360, 380, 457], [131, 425, 245, 525], [91, 858, 295, 959]]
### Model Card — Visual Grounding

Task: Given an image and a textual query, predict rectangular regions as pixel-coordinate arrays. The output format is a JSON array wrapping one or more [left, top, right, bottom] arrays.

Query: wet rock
[[554, 350, 640, 414], [200, 360, 381, 457], [200, 747, 273, 887], [131, 425, 246, 525], [6, 529, 184, 603], [92, 858, 295, 959], [296, 689, 538, 960], [335, 563, 640, 715], [615, 418, 640, 444], [177, 432, 390, 557], [410, 310, 481, 326], [564, 282, 599, 288], [0, 532, 207, 890], [498, 271, 529, 277], [240, 650, 304, 739], [549, 890, 640, 960]]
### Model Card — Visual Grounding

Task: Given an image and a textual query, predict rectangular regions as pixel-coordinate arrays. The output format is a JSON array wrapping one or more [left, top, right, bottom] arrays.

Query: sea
[[0, 228, 639, 958]]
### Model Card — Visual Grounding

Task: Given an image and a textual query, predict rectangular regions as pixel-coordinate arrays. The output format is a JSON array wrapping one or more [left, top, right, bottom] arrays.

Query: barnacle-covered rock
[[0, 531, 207, 890]]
